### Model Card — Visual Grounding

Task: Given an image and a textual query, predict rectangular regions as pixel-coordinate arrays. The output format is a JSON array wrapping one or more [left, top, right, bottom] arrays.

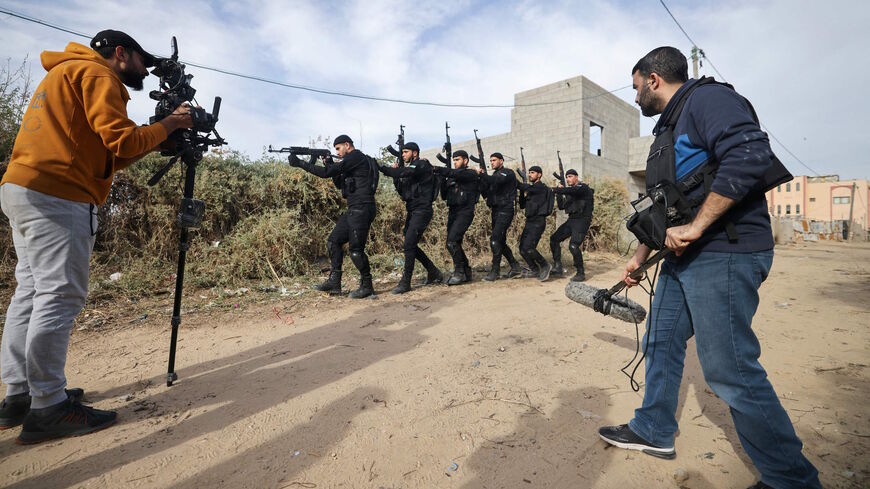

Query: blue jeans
[[628, 251, 821, 489]]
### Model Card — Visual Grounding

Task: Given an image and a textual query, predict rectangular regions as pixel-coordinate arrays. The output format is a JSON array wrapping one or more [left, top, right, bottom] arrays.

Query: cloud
[[1, 0, 867, 178]]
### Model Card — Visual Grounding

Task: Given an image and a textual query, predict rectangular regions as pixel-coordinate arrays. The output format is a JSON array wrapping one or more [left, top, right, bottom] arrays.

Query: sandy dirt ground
[[0, 241, 868, 489]]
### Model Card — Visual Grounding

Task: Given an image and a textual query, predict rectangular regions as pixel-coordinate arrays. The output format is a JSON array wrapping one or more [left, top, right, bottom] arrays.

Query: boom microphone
[[565, 282, 647, 323], [564, 249, 671, 323]]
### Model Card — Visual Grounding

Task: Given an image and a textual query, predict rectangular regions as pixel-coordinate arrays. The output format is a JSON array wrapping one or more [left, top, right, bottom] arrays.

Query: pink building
[[766, 175, 870, 235]]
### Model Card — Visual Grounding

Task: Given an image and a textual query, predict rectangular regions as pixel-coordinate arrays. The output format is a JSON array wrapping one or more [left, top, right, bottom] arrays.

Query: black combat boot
[[521, 267, 539, 278], [349, 275, 374, 299], [393, 272, 412, 294], [538, 261, 552, 282], [505, 261, 522, 279], [484, 264, 500, 281], [424, 267, 443, 285], [446, 269, 466, 286], [571, 254, 586, 282], [463, 263, 473, 283], [314, 271, 342, 294], [551, 260, 565, 277]]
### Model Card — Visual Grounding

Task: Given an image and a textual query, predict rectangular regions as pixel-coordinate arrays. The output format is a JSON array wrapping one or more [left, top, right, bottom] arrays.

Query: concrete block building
[[422, 75, 649, 198]]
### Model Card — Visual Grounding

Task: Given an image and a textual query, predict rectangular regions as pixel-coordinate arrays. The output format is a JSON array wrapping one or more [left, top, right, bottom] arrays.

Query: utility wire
[[658, 0, 821, 177], [0, 7, 631, 109]]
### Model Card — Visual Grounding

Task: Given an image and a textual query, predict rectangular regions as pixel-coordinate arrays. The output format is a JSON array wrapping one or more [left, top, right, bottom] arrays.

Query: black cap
[[90, 30, 156, 67], [452, 150, 468, 159], [333, 134, 353, 146], [403, 142, 420, 152], [529, 165, 542, 174], [566, 169, 578, 176], [490, 152, 504, 160]]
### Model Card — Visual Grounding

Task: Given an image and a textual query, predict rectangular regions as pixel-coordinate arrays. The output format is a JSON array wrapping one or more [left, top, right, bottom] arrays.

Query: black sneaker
[[598, 424, 675, 459], [16, 398, 117, 445], [0, 388, 85, 430]]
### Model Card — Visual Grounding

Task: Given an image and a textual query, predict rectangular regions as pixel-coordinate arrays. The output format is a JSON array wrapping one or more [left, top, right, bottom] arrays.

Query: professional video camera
[[147, 36, 225, 185], [145, 36, 226, 387]]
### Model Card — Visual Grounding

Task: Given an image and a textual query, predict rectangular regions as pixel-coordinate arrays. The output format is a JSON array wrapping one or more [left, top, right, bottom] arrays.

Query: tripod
[[148, 127, 223, 386]]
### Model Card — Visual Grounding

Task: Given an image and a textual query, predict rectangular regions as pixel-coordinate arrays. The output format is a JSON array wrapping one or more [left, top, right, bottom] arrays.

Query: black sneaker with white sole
[[598, 424, 676, 459]]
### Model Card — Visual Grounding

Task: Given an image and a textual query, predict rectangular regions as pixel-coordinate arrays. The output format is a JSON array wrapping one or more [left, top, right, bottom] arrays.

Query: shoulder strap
[[661, 76, 724, 130]]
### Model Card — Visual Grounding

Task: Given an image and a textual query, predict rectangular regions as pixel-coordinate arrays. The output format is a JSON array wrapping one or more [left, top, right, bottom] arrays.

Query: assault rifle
[[469, 129, 487, 173], [267, 145, 334, 159], [553, 150, 566, 186], [386, 124, 405, 167], [435, 122, 452, 166], [519, 146, 528, 184]]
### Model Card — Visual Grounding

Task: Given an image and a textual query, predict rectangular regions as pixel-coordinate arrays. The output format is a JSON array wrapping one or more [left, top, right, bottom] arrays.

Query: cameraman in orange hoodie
[[0, 30, 192, 445]]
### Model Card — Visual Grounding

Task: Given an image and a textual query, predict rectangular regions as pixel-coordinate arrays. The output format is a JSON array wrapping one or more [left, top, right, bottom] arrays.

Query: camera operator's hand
[[158, 102, 194, 134], [622, 244, 652, 287]]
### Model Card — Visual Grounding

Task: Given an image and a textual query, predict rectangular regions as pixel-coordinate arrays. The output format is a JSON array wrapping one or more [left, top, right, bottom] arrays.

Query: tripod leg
[[166, 228, 188, 386]]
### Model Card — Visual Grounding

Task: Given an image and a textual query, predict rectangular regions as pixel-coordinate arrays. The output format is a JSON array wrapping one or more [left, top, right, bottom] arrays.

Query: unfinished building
[[422, 75, 651, 198]]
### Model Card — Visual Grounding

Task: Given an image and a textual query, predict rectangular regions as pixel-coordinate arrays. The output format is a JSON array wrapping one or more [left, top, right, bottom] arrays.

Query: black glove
[[323, 154, 334, 165], [288, 154, 303, 167]]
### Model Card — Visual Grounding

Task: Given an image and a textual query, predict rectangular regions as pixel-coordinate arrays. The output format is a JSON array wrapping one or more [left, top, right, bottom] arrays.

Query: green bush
[[0, 151, 628, 301]]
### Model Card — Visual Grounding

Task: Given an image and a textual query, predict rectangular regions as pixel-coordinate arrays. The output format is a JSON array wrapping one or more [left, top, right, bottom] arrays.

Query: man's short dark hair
[[632, 46, 688, 83], [95, 45, 120, 59]]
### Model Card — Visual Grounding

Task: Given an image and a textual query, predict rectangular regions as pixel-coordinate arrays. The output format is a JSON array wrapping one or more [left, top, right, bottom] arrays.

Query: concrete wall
[[422, 75, 641, 190], [627, 135, 654, 198]]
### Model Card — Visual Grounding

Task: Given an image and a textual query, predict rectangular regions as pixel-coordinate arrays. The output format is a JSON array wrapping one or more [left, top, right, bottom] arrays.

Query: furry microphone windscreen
[[565, 282, 647, 324]]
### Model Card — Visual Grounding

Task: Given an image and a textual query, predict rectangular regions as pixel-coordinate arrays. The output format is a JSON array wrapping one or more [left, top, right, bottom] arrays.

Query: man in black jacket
[[434, 150, 479, 285], [549, 169, 594, 281], [476, 153, 521, 281], [517, 166, 553, 281], [379, 142, 443, 294], [290, 135, 377, 298]]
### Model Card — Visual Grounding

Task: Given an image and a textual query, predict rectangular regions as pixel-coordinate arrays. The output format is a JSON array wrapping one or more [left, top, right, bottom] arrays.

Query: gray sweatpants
[[1, 183, 97, 408]]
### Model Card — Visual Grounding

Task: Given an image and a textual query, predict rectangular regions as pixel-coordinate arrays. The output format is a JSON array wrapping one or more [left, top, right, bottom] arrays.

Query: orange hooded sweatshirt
[[2, 42, 168, 205]]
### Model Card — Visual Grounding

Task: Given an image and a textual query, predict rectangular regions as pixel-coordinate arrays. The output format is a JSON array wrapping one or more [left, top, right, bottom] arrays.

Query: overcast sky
[[1, 0, 867, 179]]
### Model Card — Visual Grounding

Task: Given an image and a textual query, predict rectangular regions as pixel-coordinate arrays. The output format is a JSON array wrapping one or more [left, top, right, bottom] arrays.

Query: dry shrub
[[0, 153, 629, 301]]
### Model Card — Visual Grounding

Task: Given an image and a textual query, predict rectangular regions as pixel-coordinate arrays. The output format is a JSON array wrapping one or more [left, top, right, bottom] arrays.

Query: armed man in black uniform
[[290, 135, 378, 298], [379, 142, 443, 294], [517, 165, 554, 281], [476, 152, 521, 281], [549, 169, 594, 281], [433, 150, 479, 285]]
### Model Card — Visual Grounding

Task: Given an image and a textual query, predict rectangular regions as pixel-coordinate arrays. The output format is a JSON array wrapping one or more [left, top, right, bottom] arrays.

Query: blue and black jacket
[[658, 78, 775, 254]]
